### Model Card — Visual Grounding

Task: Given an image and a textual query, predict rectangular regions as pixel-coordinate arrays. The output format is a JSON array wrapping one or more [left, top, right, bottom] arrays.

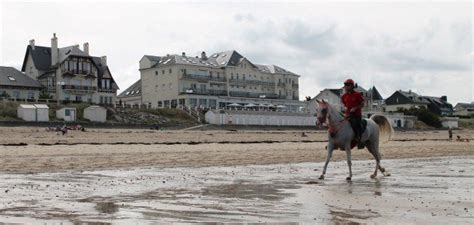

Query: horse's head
[[315, 99, 329, 127]]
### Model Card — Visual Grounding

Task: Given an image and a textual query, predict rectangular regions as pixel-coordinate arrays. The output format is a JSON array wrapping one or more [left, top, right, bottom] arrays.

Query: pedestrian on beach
[[448, 127, 453, 140]]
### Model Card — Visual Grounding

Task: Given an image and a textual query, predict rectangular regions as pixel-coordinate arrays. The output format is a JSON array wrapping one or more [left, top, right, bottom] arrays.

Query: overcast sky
[[0, 0, 472, 104]]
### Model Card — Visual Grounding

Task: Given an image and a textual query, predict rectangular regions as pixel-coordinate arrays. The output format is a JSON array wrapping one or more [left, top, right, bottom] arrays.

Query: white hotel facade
[[120, 50, 305, 111]]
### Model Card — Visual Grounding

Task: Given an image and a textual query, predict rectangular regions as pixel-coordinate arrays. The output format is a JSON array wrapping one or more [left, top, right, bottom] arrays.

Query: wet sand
[[0, 156, 472, 224]]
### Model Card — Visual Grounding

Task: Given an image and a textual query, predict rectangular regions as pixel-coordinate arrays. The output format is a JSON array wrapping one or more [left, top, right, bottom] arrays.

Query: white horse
[[315, 99, 394, 181]]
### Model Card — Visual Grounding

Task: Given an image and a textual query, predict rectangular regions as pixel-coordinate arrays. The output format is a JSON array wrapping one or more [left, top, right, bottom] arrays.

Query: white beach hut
[[56, 107, 77, 122], [84, 106, 107, 122], [17, 104, 37, 121], [17, 104, 49, 122]]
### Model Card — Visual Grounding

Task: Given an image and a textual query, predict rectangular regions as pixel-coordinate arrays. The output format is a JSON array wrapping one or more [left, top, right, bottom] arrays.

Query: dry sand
[[0, 127, 472, 173]]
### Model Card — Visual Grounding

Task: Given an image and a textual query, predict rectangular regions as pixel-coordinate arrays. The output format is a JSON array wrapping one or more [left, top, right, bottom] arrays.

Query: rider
[[341, 79, 364, 145]]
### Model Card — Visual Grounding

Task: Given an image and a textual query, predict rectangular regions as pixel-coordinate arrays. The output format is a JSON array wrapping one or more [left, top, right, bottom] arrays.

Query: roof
[[118, 79, 141, 97], [33, 104, 49, 109], [455, 103, 474, 109], [143, 50, 299, 76], [368, 86, 383, 100], [0, 66, 42, 89], [398, 90, 430, 104], [21, 45, 52, 71], [21, 45, 118, 90], [19, 104, 37, 109]]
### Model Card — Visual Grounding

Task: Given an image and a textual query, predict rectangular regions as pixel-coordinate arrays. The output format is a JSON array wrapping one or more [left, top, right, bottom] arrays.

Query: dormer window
[[8, 76, 15, 81]]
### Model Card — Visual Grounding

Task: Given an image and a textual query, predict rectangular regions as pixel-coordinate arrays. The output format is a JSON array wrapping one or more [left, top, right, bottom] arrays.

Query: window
[[109, 97, 113, 104], [210, 71, 213, 77], [13, 91, 20, 98], [169, 69, 172, 73], [7, 76, 15, 81], [76, 95, 82, 101], [162, 70, 165, 74], [65, 109, 71, 116], [28, 92, 34, 99], [158, 101, 163, 107], [155, 71, 158, 75]]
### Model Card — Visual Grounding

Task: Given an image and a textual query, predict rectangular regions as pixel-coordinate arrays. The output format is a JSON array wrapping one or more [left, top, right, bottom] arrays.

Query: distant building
[[454, 102, 474, 116], [21, 33, 119, 104], [124, 50, 304, 111], [385, 90, 453, 116], [384, 90, 430, 112], [310, 85, 383, 116], [0, 66, 42, 99], [423, 96, 453, 116], [117, 79, 142, 107]]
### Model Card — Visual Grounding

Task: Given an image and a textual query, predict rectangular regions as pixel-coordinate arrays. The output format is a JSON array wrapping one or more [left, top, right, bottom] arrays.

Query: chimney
[[182, 52, 186, 57], [51, 33, 58, 66], [100, 56, 107, 66], [441, 96, 447, 102], [83, 42, 89, 55], [29, 39, 35, 50], [201, 51, 207, 60]]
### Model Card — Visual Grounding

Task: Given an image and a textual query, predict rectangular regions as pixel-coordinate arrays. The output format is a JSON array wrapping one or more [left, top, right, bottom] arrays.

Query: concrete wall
[[441, 117, 459, 128], [385, 104, 428, 112], [205, 110, 316, 126]]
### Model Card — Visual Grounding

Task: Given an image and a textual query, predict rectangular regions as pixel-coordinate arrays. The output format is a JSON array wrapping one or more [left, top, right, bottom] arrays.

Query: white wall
[[205, 110, 316, 126]]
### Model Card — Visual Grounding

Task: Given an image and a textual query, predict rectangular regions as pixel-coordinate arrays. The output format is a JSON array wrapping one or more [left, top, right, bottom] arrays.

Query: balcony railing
[[61, 85, 97, 92], [98, 88, 116, 93], [292, 83, 299, 88], [229, 91, 281, 99], [181, 73, 226, 82], [229, 79, 275, 87], [180, 88, 227, 96], [61, 68, 96, 77], [277, 82, 286, 88]]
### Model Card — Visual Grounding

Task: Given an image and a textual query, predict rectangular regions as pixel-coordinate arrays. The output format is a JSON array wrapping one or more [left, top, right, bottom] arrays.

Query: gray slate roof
[[399, 90, 430, 104], [144, 50, 298, 76], [0, 66, 42, 89], [455, 103, 474, 110], [118, 79, 141, 97], [368, 86, 383, 100]]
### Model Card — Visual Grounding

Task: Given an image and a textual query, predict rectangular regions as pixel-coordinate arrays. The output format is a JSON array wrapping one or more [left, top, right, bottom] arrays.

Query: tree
[[39, 89, 52, 99], [0, 91, 10, 98]]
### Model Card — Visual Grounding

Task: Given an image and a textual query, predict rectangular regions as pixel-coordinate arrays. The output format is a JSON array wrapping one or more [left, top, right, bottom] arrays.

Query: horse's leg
[[366, 141, 379, 179], [372, 139, 390, 177], [345, 144, 352, 181], [319, 142, 334, 180]]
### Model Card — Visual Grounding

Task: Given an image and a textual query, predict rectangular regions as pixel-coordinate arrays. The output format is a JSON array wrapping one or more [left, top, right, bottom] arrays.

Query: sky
[[0, 0, 472, 104]]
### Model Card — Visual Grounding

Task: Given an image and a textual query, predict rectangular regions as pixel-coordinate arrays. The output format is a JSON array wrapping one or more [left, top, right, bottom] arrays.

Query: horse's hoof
[[370, 174, 376, 179], [380, 168, 386, 173], [346, 177, 351, 181], [319, 175, 325, 180], [385, 173, 391, 177]]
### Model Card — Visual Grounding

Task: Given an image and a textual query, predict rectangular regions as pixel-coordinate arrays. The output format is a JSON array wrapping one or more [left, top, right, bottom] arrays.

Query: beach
[[0, 127, 472, 224]]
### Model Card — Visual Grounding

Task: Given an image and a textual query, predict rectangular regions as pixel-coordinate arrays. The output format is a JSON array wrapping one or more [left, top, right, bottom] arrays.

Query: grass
[[458, 118, 474, 129]]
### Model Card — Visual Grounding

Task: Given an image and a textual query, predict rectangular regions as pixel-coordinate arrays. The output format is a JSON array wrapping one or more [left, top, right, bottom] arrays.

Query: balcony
[[98, 88, 116, 93], [179, 88, 227, 96], [61, 68, 96, 77], [229, 79, 275, 87], [277, 82, 286, 88], [181, 73, 226, 83], [229, 91, 281, 99], [292, 83, 299, 88], [61, 85, 97, 93]]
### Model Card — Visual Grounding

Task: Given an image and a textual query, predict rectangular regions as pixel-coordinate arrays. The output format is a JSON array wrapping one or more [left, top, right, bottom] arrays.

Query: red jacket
[[342, 91, 364, 117]]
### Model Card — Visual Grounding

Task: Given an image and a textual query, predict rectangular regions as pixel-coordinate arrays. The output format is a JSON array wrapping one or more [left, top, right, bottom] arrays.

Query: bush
[[397, 107, 441, 128], [0, 102, 19, 119]]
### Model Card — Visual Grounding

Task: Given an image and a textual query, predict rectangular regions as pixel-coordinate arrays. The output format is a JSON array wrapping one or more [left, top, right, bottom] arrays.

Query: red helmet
[[344, 79, 355, 85]]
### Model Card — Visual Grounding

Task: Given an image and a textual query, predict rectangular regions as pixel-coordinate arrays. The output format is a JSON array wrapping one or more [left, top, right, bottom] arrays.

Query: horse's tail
[[370, 114, 394, 143]]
